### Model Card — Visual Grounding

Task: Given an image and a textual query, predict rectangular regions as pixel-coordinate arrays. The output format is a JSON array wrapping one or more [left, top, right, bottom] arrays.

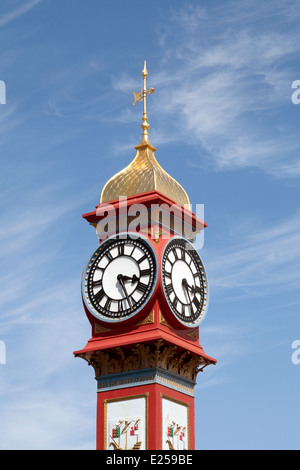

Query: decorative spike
[[132, 61, 155, 145]]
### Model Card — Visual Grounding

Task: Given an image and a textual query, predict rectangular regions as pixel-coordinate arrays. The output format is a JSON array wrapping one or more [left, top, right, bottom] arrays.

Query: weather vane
[[132, 61, 155, 144]]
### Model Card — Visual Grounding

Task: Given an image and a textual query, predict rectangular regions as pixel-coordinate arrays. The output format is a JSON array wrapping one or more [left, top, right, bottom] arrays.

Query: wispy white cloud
[[0, 179, 96, 448], [0, 262, 95, 448], [194, 315, 289, 390], [131, 1, 300, 178], [0, 0, 41, 28], [112, 72, 140, 94], [207, 211, 300, 297]]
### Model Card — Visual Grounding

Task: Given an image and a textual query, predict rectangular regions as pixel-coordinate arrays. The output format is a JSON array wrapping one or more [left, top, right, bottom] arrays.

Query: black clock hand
[[182, 279, 192, 304], [182, 278, 196, 296], [117, 275, 131, 306], [119, 274, 139, 284]]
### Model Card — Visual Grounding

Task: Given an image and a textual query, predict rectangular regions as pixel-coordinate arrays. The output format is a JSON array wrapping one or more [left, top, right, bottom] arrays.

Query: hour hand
[[118, 274, 139, 283]]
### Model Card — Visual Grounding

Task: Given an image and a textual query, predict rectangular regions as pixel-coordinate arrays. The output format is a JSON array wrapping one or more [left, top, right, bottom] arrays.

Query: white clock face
[[82, 235, 157, 322], [161, 238, 208, 326]]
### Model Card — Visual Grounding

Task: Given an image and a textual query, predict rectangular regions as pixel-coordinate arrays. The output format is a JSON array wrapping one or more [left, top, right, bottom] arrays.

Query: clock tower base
[[97, 374, 195, 450], [75, 335, 215, 450]]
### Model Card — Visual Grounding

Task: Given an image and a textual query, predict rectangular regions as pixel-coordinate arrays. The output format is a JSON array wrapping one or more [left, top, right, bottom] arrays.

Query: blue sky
[[0, 0, 299, 450]]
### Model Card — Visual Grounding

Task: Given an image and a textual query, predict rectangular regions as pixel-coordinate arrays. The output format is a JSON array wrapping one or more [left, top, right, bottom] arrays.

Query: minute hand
[[117, 275, 131, 306], [182, 281, 192, 304]]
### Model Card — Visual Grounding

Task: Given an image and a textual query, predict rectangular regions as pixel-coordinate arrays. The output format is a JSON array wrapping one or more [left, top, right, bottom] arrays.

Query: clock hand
[[119, 274, 139, 284], [182, 279, 192, 304], [182, 278, 196, 296], [117, 274, 132, 306]]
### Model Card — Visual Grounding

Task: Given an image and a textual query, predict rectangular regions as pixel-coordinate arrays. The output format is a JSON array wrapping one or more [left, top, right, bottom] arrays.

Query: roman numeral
[[118, 244, 125, 256], [193, 285, 202, 294], [137, 254, 147, 264], [92, 279, 103, 288], [106, 251, 113, 261], [136, 281, 148, 293], [94, 289, 106, 304], [173, 297, 179, 310], [124, 296, 132, 308], [173, 247, 185, 261], [186, 303, 193, 317], [95, 266, 104, 272], [129, 296, 137, 308], [193, 296, 200, 310], [129, 246, 136, 257], [140, 268, 151, 277], [104, 298, 112, 311], [166, 283, 173, 296], [164, 270, 171, 279]]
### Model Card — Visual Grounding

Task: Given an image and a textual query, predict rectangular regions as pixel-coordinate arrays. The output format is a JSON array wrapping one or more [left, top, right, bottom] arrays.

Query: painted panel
[[104, 395, 147, 450], [162, 396, 189, 450]]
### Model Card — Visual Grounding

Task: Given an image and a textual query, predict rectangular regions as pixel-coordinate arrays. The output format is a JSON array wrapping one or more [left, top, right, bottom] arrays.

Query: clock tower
[[74, 62, 216, 451]]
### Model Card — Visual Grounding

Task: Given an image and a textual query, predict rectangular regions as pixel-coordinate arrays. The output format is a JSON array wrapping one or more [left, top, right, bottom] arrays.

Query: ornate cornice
[[79, 339, 213, 382]]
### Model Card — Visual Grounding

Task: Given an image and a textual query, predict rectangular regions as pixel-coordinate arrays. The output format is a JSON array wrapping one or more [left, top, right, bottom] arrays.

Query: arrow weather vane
[[132, 61, 155, 144]]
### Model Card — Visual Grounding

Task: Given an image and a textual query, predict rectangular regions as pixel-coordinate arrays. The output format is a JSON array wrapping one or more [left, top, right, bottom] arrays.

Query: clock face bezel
[[82, 233, 158, 324], [161, 237, 209, 327]]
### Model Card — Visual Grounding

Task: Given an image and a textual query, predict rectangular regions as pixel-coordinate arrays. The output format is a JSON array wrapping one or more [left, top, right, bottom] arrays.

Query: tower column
[[78, 336, 207, 450]]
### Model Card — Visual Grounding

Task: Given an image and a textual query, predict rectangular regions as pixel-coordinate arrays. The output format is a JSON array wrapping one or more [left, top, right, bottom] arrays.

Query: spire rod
[[132, 61, 155, 145]]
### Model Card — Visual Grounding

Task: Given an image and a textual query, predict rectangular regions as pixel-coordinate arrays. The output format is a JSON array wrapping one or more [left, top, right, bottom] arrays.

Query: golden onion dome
[[99, 62, 191, 210], [100, 141, 191, 208]]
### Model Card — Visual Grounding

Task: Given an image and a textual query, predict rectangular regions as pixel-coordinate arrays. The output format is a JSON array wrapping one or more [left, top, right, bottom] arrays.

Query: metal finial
[[132, 61, 155, 144]]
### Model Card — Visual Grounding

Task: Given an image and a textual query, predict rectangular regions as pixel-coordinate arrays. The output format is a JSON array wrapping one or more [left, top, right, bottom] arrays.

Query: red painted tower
[[74, 62, 216, 451]]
